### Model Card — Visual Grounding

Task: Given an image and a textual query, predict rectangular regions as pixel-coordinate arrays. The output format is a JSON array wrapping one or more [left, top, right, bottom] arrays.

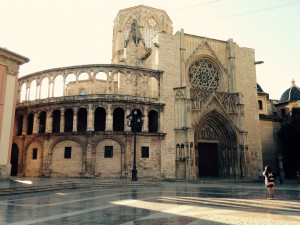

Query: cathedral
[[9, 5, 286, 180]]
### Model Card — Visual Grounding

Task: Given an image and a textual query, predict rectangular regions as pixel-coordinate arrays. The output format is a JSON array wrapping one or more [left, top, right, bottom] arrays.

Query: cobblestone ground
[[0, 180, 299, 225]]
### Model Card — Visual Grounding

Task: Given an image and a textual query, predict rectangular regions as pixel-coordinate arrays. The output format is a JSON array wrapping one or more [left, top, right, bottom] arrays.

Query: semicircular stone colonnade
[[12, 64, 166, 179]]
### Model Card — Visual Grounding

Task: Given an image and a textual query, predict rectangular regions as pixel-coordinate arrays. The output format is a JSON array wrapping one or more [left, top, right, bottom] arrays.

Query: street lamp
[[126, 109, 144, 181]]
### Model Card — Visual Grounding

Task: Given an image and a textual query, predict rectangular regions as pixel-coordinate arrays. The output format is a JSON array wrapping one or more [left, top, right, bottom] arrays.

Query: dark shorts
[[266, 184, 274, 188]]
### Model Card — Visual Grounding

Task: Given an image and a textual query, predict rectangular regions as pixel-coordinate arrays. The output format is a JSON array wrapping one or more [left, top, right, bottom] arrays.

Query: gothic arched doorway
[[195, 110, 240, 178], [10, 143, 19, 176]]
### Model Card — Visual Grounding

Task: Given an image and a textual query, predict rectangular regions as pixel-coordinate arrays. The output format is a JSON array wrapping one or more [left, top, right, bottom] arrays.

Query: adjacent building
[[0, 48, 29, 179]]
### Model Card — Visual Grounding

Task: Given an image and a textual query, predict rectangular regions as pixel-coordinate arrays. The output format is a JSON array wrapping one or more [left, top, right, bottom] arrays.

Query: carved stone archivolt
[[194, 110, 240, 177], [197, 124, 218, 141]]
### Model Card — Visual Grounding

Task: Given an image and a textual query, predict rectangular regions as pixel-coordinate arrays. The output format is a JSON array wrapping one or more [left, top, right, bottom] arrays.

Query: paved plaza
[[0, 178, 299, 225]]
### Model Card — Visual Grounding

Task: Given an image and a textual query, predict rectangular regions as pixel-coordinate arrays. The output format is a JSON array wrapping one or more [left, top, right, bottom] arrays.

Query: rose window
[[188, 59, 220, 90]]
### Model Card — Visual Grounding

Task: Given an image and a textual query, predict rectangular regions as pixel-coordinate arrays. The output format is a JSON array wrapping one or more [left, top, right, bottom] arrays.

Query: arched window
[[113, 108, 124, 131], [17, 115, 23, 135], [148, 110, 158, 133], [144, 17, 159, 48], [27, 113, 34, 135], [77, 108, 87, 132], [64, 108, 74, 132], [94, 107, 106, 131], [188, 59, 220, 90], [52, 110, 61, 133], [39, 111, 46, 134]]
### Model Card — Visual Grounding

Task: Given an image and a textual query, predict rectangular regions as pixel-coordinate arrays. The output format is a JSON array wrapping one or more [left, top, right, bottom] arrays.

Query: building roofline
[[0, 47, 29, 65]]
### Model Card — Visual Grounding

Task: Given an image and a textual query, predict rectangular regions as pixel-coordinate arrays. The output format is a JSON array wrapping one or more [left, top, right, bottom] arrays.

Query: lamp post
[[126, 109, 144, 181]]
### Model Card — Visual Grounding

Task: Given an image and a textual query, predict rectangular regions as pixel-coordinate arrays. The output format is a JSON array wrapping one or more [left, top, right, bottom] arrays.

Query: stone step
[[0, 181, 154, 196]]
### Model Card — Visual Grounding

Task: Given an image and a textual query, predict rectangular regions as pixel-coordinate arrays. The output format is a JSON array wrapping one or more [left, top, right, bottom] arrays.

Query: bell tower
[[111, 5, 173, 67]]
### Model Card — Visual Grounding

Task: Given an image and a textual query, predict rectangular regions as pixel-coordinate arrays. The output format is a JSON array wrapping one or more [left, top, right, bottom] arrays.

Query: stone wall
[[154, 32, 181, 179], [235, 45, 263, 176]]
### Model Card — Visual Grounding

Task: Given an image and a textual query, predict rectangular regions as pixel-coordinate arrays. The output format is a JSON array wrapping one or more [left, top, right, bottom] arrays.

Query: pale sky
[[1, 0, 300, 100]]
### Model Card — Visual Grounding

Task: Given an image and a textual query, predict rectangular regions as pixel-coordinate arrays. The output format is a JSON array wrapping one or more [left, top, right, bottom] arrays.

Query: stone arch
[[20, 83, 26, 102], [53, 75, 64, 97], [29, 79, 37, 100], [64, 108, 74, 132], [94, 138, 124, 178], [65, 73, 76, 96], [50, 138, 84, 177], [186, 55, 226, 92], [94, 107, 106, 131], [40, 77, 49, 99], [194, 110, 240, 178], [27, 112, 34, 135], [77, 107, 87, 132], [16, 114, 23, 135], [113, 107, 125, 131], [52, 109, 61, 133], [149, 76, 159, 98], [148, 110, 158, 133], [94, 72, 108, 94], [38, 111, 47, 134], [24, 140, 43, 177]]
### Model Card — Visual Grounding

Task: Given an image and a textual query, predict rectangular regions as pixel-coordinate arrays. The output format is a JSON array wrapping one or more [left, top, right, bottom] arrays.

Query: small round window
[[188, 59, 220, 90]]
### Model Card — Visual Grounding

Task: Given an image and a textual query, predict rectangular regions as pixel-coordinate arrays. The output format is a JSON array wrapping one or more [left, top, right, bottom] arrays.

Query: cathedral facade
[[12, 5, 263, 179]]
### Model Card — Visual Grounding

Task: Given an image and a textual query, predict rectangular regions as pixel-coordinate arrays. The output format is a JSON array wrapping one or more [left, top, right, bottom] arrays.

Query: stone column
[[125, 107, 131, 132], [159, 110, 164, 133], [17, 85, 21, 103], [38, 81, 42, 99], [62, 77, 66, 96], [143, 107, 148, 132], [75, 74, 79, 95], [106, 104, 113, 131], [33, 111, 39, 134], [88, 71, 92, 95], [51, 80, 55, 97], [105, 73, 110, 94], [87, 105, 94, 131], [125, 74, 129, 95], [60, 109, 65, 132], [45, 110, 52, 133], [35, 82, 39, 100], [26, 83, 30, 101], [48, 80, 51, 98], [22, 113, 27, 135], [73, 108, 78, 132]]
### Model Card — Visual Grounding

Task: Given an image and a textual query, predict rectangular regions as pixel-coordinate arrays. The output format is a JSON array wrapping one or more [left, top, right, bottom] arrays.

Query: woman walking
[[263, 165, 275, 199]]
